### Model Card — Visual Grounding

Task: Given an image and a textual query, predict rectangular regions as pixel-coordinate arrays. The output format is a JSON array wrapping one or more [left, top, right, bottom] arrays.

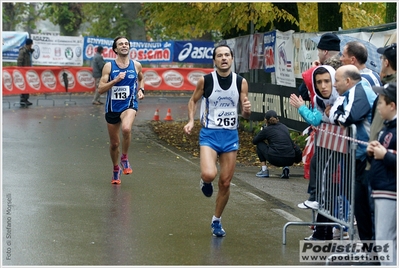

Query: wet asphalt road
[[2, 94, 314, 266]]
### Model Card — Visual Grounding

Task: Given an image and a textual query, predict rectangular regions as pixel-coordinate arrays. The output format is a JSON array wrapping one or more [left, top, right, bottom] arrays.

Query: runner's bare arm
[[135, 61, 145, 100], [184, 76, 205, 134], [98, 62, 125, 94], [240, 78, 251, 119]]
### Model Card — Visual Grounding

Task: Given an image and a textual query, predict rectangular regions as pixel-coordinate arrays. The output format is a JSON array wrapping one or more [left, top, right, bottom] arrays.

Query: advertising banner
[[173, 41, 214, 64], [234, 35, 250, 74], [263, 31, 276, 73], [2, 67, 214, 95], [2, 66, 94, 95], [2, 31, 29, 62], [83, 37, 115, 62], [144, 68, 213, 90], [274, 30, 296, 88], [293, 32, 319, 78], [31, 34, 84, 66], [84, 36, 173, 64], [249, 33, 264, 70]]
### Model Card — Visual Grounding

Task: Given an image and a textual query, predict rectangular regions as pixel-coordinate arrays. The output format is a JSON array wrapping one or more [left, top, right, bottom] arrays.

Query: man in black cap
[[314, 32, 341, 66], [17, 38, 34, 106], [91, 46, 106, 105], [377, 43, 396, 85], [299, 33, 341, 101]]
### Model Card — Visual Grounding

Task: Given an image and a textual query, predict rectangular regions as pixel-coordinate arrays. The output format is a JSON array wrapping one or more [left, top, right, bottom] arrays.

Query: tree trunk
[[386, 3, 396, 23], [318, 3, 342, 31], [122, 3, 146, 41], [25, 3, 38, 35], [2, 3, 16, 31]]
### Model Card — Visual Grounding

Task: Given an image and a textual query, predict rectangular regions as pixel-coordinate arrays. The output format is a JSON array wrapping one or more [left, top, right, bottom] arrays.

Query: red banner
[[2, 66, 214, 95], [143, 68, 213, 91]]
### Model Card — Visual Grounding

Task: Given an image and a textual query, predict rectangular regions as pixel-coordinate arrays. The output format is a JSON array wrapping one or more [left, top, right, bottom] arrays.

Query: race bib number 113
[[111, 86, 130, 100]]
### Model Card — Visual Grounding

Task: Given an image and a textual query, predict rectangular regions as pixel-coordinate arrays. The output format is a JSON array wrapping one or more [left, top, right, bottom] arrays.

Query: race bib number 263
[[111, 86, 130, 100], [215, 108, 236, 127]]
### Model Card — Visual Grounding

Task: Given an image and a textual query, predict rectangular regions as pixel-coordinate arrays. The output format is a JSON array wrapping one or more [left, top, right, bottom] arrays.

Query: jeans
[[374, 198, 397, 266]]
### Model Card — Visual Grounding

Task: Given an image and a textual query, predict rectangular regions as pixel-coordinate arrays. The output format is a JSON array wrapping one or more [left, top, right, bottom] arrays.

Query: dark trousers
[[256, 142, 295, 167], [354, 159, 373, 241], [307, 151, 317, 201], [313, 213, 333, 240], [20, 93, 30, 101]]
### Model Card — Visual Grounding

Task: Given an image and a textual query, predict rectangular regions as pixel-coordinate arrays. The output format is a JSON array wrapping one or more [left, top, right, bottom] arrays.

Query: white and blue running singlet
[[105, 60, 138, 113], [200, 71, 239, 130]]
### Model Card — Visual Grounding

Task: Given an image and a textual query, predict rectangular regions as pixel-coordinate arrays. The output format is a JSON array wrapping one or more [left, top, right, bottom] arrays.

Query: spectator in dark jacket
[[17, 38, 34, 106], [91, 46, 106, 105], [367, 83, 397, 266], [332, 65, 377, 247], [252, 110, 295, 179]]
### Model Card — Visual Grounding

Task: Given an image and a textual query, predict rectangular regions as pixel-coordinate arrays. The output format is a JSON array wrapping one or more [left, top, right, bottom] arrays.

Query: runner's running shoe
[[120, 159, 133, 175], [111, 169, 122, 184], [200, 179, 213, 197], [211, 221, 226, 237]]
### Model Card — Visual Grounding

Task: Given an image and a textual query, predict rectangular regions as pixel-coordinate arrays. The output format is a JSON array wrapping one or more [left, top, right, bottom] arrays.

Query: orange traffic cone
[[152, 109, 160, 121], [164, 108, 173, 121]]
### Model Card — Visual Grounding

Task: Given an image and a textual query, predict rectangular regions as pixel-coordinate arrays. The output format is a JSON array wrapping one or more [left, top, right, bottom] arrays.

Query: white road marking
[[243, 191, 265, 202], [271, 209, 303, 222]]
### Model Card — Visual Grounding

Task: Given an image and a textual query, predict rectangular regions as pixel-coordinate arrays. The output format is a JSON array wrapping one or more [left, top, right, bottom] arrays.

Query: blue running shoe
[[111, 169, 122, 184], [200, 179, 213, 197], [211, 221, 226, 237]]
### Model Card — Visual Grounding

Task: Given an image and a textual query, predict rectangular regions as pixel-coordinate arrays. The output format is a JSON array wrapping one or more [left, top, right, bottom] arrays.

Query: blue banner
[[84, 37, 173, 64], [263, 31, 276, 73], [2, 31, 29, 62], [173, 41, 214, 64]]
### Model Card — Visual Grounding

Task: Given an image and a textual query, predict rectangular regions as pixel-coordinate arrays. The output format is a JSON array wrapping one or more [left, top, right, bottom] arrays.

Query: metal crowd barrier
[[282, 123, 357, 245]]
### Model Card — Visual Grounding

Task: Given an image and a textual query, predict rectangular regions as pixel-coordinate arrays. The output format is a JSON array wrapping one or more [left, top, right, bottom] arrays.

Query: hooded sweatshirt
[[298, 65, 339, 126]]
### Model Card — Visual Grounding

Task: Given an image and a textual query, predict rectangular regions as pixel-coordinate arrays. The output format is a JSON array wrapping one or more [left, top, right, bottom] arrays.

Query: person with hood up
[[290, 64, 339, 207], [290, 65, 339, 127], [290, 65, 342, 241]]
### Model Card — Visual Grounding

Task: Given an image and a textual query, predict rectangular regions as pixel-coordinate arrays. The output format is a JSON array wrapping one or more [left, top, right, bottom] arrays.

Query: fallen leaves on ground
[[150, 120, 260, 166]]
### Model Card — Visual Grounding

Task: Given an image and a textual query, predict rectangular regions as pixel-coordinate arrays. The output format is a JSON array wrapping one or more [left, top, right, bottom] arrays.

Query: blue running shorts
[[199, 128, 239, 154]]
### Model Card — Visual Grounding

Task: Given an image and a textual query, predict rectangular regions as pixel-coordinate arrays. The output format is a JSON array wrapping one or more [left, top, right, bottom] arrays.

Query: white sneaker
[[304, 200, 319, 209], [297, 202, 308, 209], [297, 200, 319, 210]]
